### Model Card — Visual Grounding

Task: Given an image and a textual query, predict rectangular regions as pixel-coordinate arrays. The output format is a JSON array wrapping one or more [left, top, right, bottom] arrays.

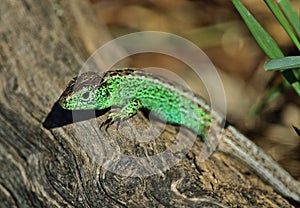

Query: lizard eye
[[82, 91, 90, 100]]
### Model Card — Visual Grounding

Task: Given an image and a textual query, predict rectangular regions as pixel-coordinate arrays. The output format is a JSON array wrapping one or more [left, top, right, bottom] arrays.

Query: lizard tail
[[218, 125, 300, 202]]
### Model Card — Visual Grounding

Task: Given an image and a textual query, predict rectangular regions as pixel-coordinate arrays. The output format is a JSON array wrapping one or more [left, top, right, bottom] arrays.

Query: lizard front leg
[[108, 98, 143, 121]]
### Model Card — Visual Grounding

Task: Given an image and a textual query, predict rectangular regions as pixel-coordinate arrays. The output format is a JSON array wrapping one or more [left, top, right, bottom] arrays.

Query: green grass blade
[[278, 0, 300, 39], [232, 0, 284, 59], [232, 0, 300, 95], [281, 69, 300, 95], [265, 57, 300, 93], [265, 56, 300, 71], [265, 0, 300, 51], [290, 80, 300, 95]]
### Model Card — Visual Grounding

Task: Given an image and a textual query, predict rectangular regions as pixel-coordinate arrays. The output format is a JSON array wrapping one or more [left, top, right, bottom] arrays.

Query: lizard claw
[[100, 117, 113, 131], [100, 111, 128, 130], [100, 99, 142, 130], [108, 112, 128, 128]]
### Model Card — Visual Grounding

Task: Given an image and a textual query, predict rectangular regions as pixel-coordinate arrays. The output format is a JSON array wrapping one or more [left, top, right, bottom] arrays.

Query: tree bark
[[0, 0, 296, 207]]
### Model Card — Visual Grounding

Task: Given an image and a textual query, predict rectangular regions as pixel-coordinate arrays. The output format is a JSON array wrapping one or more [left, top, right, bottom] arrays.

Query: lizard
[[58, 68, 300, 202]]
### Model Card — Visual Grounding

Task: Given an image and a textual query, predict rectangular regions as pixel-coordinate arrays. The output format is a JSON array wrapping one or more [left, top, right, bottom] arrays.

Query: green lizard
[[59, 68, 300, 202], [59, 68, 217, 138]]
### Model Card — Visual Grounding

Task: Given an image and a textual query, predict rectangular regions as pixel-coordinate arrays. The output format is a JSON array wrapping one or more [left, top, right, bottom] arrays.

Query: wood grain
[[0, 0, 296, 207]]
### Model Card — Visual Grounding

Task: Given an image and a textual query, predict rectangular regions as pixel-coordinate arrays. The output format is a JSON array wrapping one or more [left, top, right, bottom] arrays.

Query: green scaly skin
[[59, 68, 216, 139], [58, 68, 300, 202]]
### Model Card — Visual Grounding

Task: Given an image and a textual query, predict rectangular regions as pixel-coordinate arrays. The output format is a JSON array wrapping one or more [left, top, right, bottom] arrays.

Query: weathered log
[[0, 0, 296, 207]]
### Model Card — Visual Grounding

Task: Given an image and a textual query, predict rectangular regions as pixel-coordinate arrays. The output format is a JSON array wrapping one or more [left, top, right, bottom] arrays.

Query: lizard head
[[59, 72, 110, 110]]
